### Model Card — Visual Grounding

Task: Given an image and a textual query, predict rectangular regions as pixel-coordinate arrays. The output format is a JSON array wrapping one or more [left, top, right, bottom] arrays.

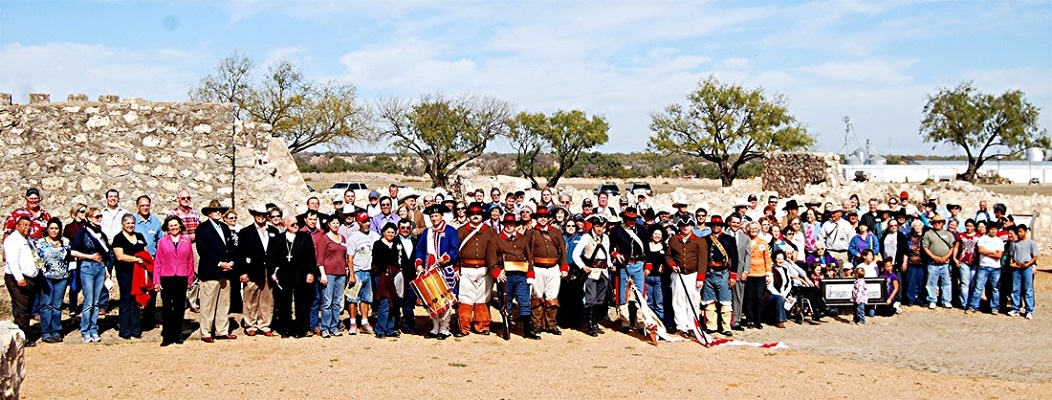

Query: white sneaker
[[941, 304, 952, 309], [1007, 310, 1020, 317], [1025, 313, 1034, 320], [928, 303, 936, 309]]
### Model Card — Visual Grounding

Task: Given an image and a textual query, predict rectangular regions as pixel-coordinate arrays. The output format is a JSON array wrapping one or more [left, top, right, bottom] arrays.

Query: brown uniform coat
[[525, 225, 567, 271], [457, 223, 497, 274], [666, 233, 709, 275]]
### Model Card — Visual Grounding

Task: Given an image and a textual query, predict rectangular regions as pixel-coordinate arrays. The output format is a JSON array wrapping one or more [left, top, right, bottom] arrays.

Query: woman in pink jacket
[[154, 216, 195, 347]]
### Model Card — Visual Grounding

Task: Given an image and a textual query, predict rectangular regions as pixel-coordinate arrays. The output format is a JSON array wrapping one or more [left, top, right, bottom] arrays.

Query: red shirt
[[4, 207, 53, 239]]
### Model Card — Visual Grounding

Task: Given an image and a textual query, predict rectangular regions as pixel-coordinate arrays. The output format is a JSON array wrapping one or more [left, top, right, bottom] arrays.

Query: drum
[[410, 268, 457, 317]]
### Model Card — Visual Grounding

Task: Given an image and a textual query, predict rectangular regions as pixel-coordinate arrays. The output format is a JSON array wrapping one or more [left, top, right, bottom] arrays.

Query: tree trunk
[[547, 171, 565, 190], [528, 177, 541, 191], [959, 162, 980, 182], [718, 160, 737, 187]]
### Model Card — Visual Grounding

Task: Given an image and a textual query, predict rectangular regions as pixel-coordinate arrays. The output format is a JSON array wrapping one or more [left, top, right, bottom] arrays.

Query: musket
[[498, 254, 511, 340]]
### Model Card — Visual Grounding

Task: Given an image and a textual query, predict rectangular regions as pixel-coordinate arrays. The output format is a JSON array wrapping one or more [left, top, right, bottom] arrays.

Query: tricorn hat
[[423, 204, 449, 215]]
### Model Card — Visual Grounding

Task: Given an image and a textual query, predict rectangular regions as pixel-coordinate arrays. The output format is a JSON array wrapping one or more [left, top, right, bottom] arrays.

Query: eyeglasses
[[225, 216, 237, 221], [138, 203, 150, 208], [90, 214, 102, 218], [178, 196, 191, 200], [398, 226, 412, 230], [456, 207, 466, 211], [288, 223, 299, 227], [270, 214, 282, 219]]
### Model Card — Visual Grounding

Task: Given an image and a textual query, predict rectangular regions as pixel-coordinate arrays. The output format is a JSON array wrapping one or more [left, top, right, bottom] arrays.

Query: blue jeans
[[904, 265, 925, 305], [957, 264, 975, 307], [320, 275, 347, 333], [643, 275, 664, 321], [505, 273, 531, 317], [79, 262, 106, 335], [1011, 267, 1035, 313], [854, 302, 866, 324], [347, 271, 373, 303], [309, 281, 321, 330], [767, 294, 786, 323], [701, 269, 732, 304], [375, 298, 396, 336], [968, 267, 1001, 311], [401, 274, 417, 332], [926, 263, 951, 306], [618, 261, 645, 305], [40, 278, 68, 339]]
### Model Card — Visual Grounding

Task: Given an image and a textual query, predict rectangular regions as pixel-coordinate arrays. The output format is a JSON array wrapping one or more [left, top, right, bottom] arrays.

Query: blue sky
[[2, 0, 1050, 155]]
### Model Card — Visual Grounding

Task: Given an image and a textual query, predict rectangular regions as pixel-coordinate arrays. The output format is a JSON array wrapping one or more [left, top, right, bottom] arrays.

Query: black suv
[[593, 184, 620, 196]]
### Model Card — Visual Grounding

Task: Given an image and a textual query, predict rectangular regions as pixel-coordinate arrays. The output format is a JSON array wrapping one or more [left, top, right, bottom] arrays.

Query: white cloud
[[0, 42, 203, 103], [798, 59, 917, 85]]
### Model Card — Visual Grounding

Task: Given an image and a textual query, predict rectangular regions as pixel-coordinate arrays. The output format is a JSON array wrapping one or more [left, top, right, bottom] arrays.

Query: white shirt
[[347, 230, 380, 272], [100, 206, 128, 244], [398, 235, 413, 261], [256, 224, 270, 252], [3, 231, 39, 281], [977, 235, 1004, 268], [821, 219, 852, 251]]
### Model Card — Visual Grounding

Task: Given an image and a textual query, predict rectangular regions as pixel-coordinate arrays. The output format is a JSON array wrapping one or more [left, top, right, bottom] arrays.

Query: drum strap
[[459, 224, 483, 252]]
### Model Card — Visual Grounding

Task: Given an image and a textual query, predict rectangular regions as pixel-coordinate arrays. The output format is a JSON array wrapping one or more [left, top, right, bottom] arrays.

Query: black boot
[[593, 306, 606, 334], [522, 317, 541, 340], [584, 306, 599, 337]]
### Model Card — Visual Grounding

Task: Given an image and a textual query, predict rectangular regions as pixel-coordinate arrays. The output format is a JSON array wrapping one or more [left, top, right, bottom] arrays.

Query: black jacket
[[196, 219, 235, 281], [236, 224, 281, 282], [272, 231, 317, 287]]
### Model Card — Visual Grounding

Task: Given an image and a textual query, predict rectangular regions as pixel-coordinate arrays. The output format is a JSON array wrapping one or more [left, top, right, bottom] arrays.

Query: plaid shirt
[[167, 207, 201, 243], [4, 207, 53, 239]]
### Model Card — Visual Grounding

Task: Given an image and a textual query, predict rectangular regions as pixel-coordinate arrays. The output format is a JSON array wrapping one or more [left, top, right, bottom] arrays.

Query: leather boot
[[473, 303, 491, 334], [456, 303, 473, 336], [593, 306, 606, 334], [522, 316, 541, 340], [702, 303, 717, 333], [584, 306, 599, 337], [545, 300, 561, 335], [530, 298, 545, 332], [719, 307, 734, 336], [628, 301, 639, 329]]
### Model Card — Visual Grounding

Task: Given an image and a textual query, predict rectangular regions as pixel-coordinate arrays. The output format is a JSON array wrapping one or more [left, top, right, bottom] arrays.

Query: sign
[[821, 278, 889, 306]]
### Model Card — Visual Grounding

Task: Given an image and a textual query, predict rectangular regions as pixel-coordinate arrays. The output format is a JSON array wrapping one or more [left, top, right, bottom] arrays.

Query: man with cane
[[666, 218, 708, 341]]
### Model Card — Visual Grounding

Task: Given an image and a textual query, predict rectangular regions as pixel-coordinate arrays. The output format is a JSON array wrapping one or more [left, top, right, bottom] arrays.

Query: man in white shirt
[[821, 208, 853, 268], [4, 217, 41, 346], [967, 224, 1005, 315], [744, 194, 764, 223], [100, 189, 128, 244]]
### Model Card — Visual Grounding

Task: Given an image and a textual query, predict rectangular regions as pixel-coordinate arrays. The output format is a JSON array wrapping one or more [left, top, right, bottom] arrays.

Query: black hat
[[466, 202, 485, 215], [804, 200, 821, 207], [582, 198, 593, 207], [619, 207, 638, 220], [676, 218, 694, 227], [423, 204, 449, 215], [747, 194, 758, 201], [586, 215, 607, 225], [25, 188, 40, 198], [642, 208, 657, 221], [781, 199, 800, 211]]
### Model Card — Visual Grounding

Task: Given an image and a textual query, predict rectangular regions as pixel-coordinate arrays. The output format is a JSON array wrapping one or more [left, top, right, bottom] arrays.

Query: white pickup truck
[[321, 182, 369, 199]]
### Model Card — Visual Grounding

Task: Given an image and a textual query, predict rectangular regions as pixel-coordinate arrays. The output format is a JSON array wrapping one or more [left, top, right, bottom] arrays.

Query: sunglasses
[[178, 196, 191, 200], [90, 214, 102, 218], [270, 214, 282, 218], [77, 209, 86, 214], [456, 207, 466, 211]]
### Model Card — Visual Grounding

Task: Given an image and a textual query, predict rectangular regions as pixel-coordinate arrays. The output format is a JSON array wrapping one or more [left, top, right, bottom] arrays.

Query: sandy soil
[[18, 258, 1052, 399]]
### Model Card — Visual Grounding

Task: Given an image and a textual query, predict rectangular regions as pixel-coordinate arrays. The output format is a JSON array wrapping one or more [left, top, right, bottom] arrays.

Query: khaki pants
[[198, 279, 231, 337], [186, 245, 200, 309], [242, 279, 274, 332]]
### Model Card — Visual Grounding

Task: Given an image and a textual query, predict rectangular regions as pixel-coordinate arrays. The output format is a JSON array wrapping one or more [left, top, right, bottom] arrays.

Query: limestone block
[[0, 321, 26, 399], [193, 124, 212, 134], [0, 93, 11, 106], [29, 93, 49, 104], [86, 115, 111, 129], [80, 176, 103, 192], [40, 176, 64, 191], [68, 94, 88, 102], [123, 112, 138, 123]]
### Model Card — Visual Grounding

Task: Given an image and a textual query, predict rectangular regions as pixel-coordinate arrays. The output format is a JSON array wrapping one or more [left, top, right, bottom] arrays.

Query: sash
[[710, 236, 730, 262], [459, 224, 484, 252]]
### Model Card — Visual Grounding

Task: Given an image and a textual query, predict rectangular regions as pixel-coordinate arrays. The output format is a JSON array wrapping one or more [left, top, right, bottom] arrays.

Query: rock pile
[[0, 321, 25, 399], [762, 152, 843, 196], [0, 94, 309, 219]]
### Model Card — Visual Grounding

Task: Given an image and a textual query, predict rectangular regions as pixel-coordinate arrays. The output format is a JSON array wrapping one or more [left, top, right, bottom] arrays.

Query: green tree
[[376, 94, 512, 189], [508, 110, 609, 189], [920, 82, 1048, 182], [648, 76, 814, 187], [189, 53, 370, 154]]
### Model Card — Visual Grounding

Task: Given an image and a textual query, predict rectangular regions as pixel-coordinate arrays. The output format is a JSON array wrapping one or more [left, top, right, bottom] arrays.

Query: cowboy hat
[[781, 199, 800, 211], [201, 199, 229, 215], [705, 215, 726, 227], [619, 207, 639, 220], [247, 203, 269, 216], [532, 207, 552, 219]]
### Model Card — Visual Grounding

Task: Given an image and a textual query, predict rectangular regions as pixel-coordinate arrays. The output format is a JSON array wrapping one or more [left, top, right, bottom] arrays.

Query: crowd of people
[[2, 184, 1039, 347]]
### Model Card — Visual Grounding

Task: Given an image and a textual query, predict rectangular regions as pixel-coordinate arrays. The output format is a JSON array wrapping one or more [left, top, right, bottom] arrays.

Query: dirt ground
[[17, 256, 1051, 399]]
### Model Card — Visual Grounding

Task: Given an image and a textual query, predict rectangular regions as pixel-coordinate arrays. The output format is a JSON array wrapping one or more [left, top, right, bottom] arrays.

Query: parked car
[[593, 183, 620, 196], [1030, 178, 1041, 185], [626, 182, 653, 196], [322, 182, 369, 199]]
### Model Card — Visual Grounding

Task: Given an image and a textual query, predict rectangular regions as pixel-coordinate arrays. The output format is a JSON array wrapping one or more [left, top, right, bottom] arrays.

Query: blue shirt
[[134, 213, 163, 256]]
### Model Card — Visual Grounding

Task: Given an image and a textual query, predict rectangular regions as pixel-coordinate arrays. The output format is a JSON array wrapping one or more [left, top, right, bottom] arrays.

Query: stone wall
[[0, 322, 25, 399], [762, 152, 843, 196], [0, 94, 310, 220]]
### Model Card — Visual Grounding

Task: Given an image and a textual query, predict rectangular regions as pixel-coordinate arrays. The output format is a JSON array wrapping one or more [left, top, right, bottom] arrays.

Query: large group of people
[[2, 184, 1039, 347]]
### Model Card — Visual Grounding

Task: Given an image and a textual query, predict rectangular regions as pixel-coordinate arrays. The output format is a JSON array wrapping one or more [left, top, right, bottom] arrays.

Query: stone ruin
[[762, 152, 843, 196], [0, 93, 310, 219]]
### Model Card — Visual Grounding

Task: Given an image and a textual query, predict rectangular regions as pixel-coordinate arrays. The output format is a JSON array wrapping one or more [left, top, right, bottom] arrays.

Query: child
[[877, 259, 901, 315], [851, 267, 868, 324], [856, 249, 879, 277], [1008, 225, 1039, 319]]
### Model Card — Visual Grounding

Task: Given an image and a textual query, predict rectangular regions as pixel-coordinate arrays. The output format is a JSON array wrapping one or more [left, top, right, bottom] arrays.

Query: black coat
[[236, 224, 281, 282], [196, 219, 235, 281], [271, 231, 318, 287]]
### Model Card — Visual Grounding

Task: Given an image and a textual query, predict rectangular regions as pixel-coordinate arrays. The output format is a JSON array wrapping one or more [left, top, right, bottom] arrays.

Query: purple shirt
[[370, 213, 401, 235]]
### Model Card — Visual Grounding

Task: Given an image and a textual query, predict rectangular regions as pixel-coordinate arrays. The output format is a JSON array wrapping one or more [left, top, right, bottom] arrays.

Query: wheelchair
[[787, 286, 816, 324]]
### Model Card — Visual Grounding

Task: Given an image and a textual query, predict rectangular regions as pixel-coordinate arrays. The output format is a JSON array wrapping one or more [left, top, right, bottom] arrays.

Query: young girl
[[877, 259, 901, 316], [856, 249, 879, 277], [851, 267, 868, 324]]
